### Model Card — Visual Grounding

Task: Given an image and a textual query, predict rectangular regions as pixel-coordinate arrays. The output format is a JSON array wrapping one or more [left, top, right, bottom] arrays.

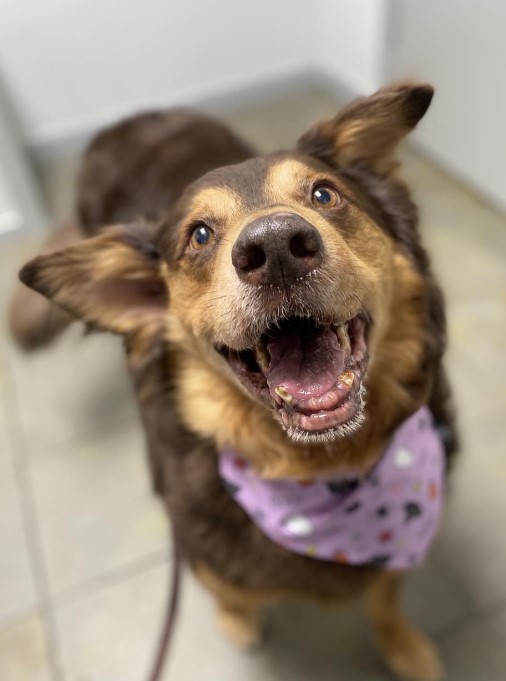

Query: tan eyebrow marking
[[189, 186, 245, 224], [265, 159, 315, 205]]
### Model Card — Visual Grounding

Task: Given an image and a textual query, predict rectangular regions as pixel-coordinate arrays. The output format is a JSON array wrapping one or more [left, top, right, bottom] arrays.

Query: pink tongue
[[266, 326, 347, 401]]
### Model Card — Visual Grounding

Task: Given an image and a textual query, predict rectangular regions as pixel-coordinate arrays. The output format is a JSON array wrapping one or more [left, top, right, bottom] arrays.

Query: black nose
[[232, 212, 324, 286]]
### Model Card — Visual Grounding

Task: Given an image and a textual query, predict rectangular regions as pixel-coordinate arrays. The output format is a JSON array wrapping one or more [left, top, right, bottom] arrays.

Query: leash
[[146, 522, 181, 681]]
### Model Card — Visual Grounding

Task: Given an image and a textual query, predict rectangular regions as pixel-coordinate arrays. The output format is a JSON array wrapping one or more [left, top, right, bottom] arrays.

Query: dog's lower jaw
[[279, 384, 367, 445]]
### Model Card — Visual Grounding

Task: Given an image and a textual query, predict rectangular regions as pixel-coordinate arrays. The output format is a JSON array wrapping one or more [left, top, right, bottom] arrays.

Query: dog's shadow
[[259, 600, 390, 680]]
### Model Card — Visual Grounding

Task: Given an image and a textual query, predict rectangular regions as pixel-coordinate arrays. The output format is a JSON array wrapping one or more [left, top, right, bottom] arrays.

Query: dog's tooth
[[336, 324, 351, 353], [255, 344, 269, 372], [339, 371, 354, 388], [275, 386, 293, 404]]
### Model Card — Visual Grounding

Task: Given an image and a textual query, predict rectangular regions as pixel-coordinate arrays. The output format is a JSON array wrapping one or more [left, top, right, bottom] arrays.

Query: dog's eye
[[190, 224, 214, 250], [312, 185, 340, 208]]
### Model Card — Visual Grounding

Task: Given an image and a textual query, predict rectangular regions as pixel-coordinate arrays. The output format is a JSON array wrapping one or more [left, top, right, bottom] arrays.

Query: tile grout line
[[50, 545, 172, 609], [25, 411, 142, 467], [429, 546, 506, 644], [4, 361, 66, 681], [439, 593, 506, 642], [435, 595, 506, 646], [0, 546, 172, 630]]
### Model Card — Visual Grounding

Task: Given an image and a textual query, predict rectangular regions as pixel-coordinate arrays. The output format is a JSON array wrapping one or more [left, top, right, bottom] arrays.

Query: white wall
[[0, 0, 389, 148], [387, 0, 506, 212], [0, 0, 310, 147], [0, 77, 48, 234], [315, 0, 388, 95], [2, 0, 503, 214]]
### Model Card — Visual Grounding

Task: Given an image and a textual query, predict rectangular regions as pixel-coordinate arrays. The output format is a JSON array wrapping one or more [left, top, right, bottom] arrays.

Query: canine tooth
[[339, 371, 354, 388], [336, 324, 351, 353], [275, 386, 293, 404], [255, 344, 269, 371]]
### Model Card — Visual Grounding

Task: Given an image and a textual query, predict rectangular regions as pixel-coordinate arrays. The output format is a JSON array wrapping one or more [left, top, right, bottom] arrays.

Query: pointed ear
[[297, 82, 434, 174], [19, 222, 168, 335]]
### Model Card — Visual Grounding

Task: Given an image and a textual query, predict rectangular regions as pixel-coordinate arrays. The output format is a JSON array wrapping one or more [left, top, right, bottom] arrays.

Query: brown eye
[[311, 185, 340, 208], [190, 224, 214, 249]]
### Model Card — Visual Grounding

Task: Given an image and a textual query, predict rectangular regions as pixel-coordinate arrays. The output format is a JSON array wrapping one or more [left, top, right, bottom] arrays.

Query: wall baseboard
[[29, 61, 372, 163], [310, 63, 361, 104], [30, 60, 315, 163], [30, 60, 375, 163]]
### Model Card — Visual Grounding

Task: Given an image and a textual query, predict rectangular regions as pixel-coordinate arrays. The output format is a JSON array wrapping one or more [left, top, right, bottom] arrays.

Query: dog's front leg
[[216, 600, 266, 650], [366, 571, 445, 681]]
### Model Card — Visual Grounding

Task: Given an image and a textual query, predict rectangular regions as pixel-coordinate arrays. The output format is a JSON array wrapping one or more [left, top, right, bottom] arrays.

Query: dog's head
[[21, 83, 443, 451]]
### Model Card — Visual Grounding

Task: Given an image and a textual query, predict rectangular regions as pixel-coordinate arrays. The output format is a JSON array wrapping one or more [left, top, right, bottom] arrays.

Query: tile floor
[[1, 87, 505, 680]]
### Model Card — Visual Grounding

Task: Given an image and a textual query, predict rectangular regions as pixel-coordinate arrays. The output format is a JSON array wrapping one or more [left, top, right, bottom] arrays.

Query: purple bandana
[[219, 407, 444, 569]]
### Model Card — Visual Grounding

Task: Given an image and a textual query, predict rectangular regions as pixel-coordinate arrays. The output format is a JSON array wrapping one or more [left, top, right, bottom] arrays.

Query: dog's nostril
[[237, 243, 266, 272], [233, 213, 324, 286], [290, 232, 320, 259]]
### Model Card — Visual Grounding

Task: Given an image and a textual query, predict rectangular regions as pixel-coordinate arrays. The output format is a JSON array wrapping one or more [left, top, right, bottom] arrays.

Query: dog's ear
[[19, 222, 168, 335], [297, 83, 434, 174]]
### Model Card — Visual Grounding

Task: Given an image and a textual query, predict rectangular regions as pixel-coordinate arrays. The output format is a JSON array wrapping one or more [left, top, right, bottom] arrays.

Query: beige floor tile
[[404, 150, 506, 245], [0, 461, 37, 621], [54, 562, 177, 681], [0, 373, 14, 466], [402, 557, 471, 635], [429, 231, 506, 304], [258, 601, 372, 681], [0, 614, 52, 681], [444, 351, 495, 436], [444, 316, 506, 436], [438, 607, 506, 681], [30, 422, 168, 595], [434, 413, 506, 611], [337, 603, 506, 681], [0, 232, 42, 379], [223, 86, 342, 154], [0, 231, 43, 314], [262, 563, 468, 681], [1, 235, 138, 461], [54, 561, 366, 681], [35, 153, 81, 226], [54, 557, 470, 681], [402, 152, 506, 302], [448, 294, 506, 397], [8, 327, 139, 460]]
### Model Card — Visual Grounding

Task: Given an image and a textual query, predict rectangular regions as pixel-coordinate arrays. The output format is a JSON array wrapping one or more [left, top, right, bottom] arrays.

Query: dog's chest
[[219, 406, 444, 570]]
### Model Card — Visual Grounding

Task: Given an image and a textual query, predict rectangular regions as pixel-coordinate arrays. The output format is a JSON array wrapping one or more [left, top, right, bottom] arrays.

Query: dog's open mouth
[[217, 314, 369, 442]]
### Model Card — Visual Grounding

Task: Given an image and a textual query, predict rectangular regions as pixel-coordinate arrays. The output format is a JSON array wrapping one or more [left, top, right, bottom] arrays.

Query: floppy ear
[[19, 222, 168, 336], [297, 82, 434, 174]]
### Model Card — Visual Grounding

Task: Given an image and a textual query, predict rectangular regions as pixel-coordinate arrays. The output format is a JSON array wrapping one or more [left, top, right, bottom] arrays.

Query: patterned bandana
[[219, 407, 445, 569]]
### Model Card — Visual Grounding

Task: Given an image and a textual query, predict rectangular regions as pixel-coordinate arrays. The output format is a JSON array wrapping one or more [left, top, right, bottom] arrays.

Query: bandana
[[219, 407, 444, 569]]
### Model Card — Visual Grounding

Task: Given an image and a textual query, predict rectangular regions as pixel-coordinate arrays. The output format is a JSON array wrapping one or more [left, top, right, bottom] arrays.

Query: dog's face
[[160, 153, 388, 442], [21, 83, 438, 447]]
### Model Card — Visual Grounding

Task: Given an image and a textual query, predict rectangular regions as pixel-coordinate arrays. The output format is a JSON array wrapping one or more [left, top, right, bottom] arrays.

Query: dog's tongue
[[266, 324, 347, 401]]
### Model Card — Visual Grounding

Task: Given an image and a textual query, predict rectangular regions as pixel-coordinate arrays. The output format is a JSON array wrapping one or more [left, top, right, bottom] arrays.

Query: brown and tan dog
[[16, 84, 457, 681]]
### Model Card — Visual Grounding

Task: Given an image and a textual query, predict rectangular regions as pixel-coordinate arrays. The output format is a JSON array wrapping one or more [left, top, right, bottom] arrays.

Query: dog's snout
[[232, 213, 324, 286]]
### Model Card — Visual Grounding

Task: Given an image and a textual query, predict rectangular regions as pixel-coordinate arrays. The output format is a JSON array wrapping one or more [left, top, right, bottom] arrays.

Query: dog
[[15, 83, 457, 681]]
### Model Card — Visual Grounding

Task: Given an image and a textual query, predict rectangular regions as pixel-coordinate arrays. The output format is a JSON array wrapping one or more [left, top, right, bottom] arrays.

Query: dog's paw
[[217, 606, 266, 650], [380, 626, 445, 681]]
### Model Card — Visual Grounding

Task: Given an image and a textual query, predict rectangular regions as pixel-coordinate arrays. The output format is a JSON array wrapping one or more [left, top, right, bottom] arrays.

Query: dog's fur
[[14, 85, 457, 681]]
